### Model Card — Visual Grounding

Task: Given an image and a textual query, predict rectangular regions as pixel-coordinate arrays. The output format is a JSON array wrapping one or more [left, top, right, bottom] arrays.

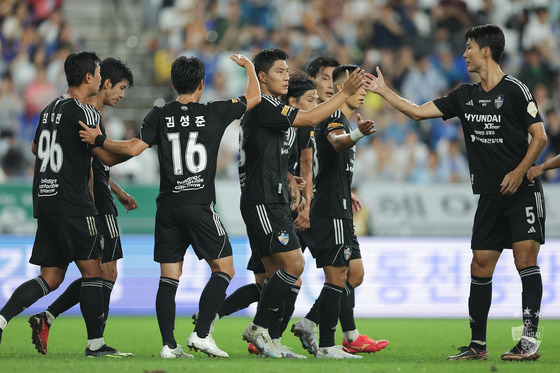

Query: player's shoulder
[[260, 94, 284, 108], [502, 75, 534, 101]]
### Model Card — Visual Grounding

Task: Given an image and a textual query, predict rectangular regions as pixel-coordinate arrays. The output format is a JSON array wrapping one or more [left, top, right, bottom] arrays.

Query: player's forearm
[[379, 86, 425, 121], [293, 90, 350, 127], [517, 134, 548, 174], [109, 178, 126, 197], [541, 154, 560, 172], [244, 64, 261, 111]]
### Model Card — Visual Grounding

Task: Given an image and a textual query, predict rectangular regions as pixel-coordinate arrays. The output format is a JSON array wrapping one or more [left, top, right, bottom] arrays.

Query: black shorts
[[30, 215, 102, 267], [98, 214, 123, 263], [247, 251, 266, 274], [311, 216, 361, 268], [241, 203, 301, 262], [154, 203, 232, 263], [471, 185, 545, 251]]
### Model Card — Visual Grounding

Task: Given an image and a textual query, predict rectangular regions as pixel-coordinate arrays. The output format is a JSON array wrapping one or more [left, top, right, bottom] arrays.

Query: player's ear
[[198, 79, 204, 91], [288, 96, 296, 107], [257, 70, 267, 84], [103, 79, 112, 90]]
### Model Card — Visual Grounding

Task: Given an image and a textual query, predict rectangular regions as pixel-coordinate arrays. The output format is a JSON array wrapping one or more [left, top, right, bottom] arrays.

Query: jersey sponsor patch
[[310, 130, 314, 137], [281, 105, 291, 116], [327, 122, 344, 129], [231, 98, 238, 103], [527, 101, 538, 118], [278, 231, 289, 245]]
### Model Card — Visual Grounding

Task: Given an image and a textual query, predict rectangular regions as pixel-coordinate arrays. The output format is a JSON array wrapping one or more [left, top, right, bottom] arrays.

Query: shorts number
[[167, 131, 207, 175], [37, 130, 63, 172], [238, 127, 246, 167], [525, 206, 535, 224]]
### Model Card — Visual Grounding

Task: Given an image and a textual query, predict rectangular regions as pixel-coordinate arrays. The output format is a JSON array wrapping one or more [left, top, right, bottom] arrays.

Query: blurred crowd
[[1, 0, 559, 185]]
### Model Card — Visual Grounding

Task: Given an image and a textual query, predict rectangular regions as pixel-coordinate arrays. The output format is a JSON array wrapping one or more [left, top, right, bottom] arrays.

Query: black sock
[[305, 297, 320, 325], [102, 280, 115, 329], [339, 282, 356, 332], [253, 269, 297, 328], [79, 278, 104, 340], [47, 278, 82, 318], [156, 277, 179, 348], [318, 283, 343, 348], [519, 266, 542, 339], [270, 285, 299, 339], [195, 272, 231, 338], [0, 276, 51, 322], [468, 275, 492, 347], [218, 282, 261, 318]]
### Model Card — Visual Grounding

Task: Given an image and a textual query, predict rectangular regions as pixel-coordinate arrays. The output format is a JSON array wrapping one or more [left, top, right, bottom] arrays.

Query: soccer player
[[238, 48, 364, 358], [78, 54, 261, 359], [365, 24, 547, 361], [292, 56, 389, 355], [0, 51, 129, 357], [305, 64, 375, 359], [28, 57, 137, 355]]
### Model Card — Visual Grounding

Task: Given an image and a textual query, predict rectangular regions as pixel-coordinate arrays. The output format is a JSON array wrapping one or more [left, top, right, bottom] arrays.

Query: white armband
[[349, 128, 365, 143]]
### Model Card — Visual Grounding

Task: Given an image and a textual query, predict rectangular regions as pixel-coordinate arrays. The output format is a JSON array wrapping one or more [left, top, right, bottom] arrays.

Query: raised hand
[[356, 113, 376, 136], [230, 54, 252, 68], [341, 68, 365, 96], [364, 66, 386, 95]]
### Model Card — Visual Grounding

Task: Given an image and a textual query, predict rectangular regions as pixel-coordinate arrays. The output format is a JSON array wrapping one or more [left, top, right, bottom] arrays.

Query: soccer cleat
[[272, 339, 307, 359], [447, 345, 488, 360], [160, 344, 194, 359], [500, 338, 540, 361], [242, 322, 282, 358], [247, 343, 259, 355], [28, 313, 50, 355], [291, 319, 318, 356], [84, 344, 134, 358], [316, 345, 363, 359], [343, 334, 389, 354], [187, 331, 228, 358]]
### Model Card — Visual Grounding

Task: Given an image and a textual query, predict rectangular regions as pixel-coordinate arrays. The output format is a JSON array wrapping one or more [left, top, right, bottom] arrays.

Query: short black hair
[[307, 56, 340, 79], [464, 24, 505, 63], [100, 57, 134, 88], [283, 76, 316, 104], [171, 56, 205, 95], [252, 48, 288, 75], [64, 51, 101, 87], [332, 64, 360, 86]]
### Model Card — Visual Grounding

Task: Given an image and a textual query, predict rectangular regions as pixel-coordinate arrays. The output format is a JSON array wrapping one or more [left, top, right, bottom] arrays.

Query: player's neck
[[176, 94, 198, 104], [340, 104, 353, 119], [261, 85, 281, 98], [478, 63, 505, 92], [67, 86, 95, 105], [86, 93, 103, 110]]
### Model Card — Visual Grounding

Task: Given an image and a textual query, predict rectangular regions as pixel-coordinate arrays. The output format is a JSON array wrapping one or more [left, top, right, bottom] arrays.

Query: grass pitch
[[1, 316, 559, 373]]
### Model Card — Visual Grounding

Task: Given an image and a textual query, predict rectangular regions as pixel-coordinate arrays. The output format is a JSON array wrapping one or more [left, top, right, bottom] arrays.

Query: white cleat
[[242, 322, 282, 358], [160, 344, 194, 359], [291, 318, 318, 356], [316, 345, 363, 359], [272, 339, 307, 359], [187, 332, 229, 358]]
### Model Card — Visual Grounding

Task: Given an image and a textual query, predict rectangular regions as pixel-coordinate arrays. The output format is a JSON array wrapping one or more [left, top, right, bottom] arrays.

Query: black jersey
[[287, 127, 298, 175], [137, 96, 247, 209], [92, 120, 117, 215], [310, 110, 354, 219], [433, 75, 543, 194], [238, 94, 299, 207], [32, 96, 99, 217], [288, 126, 314, 177]]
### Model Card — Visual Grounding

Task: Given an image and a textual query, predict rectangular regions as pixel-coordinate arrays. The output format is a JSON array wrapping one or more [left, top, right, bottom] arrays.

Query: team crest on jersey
[[278, 231, 290, 245], [494, 94, 504, 109], [343, 246, 352, 260]]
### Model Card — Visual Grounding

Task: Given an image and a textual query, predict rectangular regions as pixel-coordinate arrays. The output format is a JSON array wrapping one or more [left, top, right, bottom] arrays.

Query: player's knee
[[348, 276, 363, 288], [514, 257, 537, 271]]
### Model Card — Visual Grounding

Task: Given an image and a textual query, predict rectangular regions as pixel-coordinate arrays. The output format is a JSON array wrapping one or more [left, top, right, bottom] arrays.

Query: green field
[[1, 316, 559, 372]]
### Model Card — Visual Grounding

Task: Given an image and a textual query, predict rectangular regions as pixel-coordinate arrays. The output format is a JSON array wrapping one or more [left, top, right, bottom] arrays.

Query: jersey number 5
[[37, 129, 63, 172], [167, 132, 207, 175]]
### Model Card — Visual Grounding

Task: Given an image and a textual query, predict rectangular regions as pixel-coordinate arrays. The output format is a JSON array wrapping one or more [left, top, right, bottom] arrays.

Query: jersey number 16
[[167, 131, 207, 175]]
